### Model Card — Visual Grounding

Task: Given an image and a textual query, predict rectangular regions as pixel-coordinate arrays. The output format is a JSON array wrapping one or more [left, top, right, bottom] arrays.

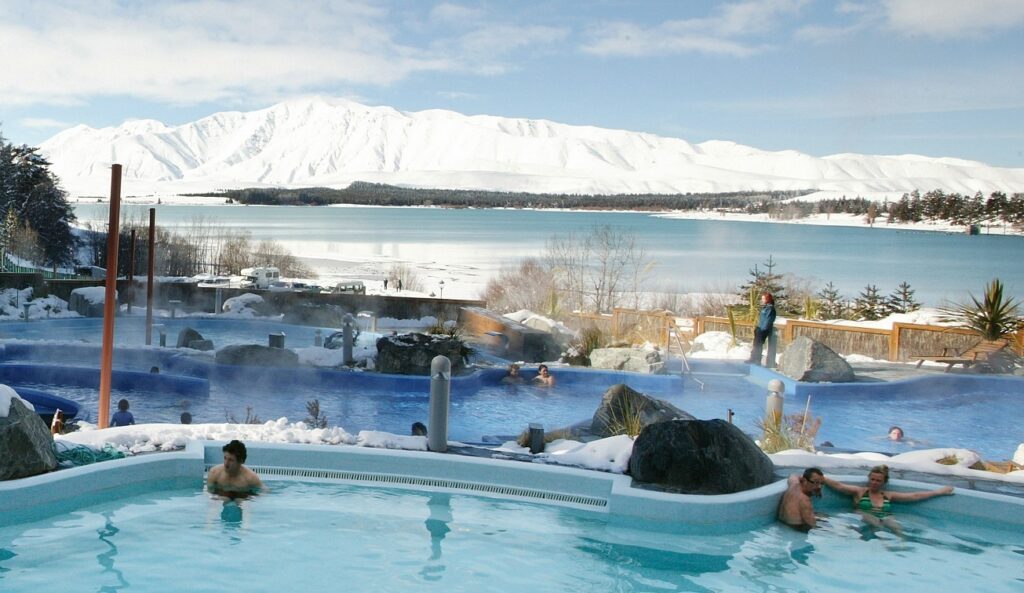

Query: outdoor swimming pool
[[1, 478, 1021, 592], [2, 317, 1022, 457]]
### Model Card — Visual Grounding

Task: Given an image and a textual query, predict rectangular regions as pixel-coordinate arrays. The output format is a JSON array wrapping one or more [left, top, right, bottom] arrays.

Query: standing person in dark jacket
[[747, 292, 777, 365]]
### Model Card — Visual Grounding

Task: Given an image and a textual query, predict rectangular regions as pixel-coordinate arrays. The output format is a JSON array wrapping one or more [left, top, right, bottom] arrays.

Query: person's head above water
[[117, 398, 130, 412], [888, 426, 904, 440], [222, 439, 248, 465]]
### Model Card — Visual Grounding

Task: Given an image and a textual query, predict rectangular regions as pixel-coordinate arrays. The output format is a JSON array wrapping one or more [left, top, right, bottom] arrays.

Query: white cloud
[[18, 117, 72, 129], [581, 0, 807, 57], [0, 1, 450, 107], [430, 2, 483, 24], [883, 0, 1024, 37]]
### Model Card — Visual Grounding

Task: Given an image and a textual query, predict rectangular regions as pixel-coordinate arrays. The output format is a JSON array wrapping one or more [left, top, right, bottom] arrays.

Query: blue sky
[[2, 0, 1023, 166]]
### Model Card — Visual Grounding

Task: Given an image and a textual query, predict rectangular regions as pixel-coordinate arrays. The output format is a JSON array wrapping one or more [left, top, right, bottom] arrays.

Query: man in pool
[[207, 440, 264, 497], [778, 467, 824, 530]]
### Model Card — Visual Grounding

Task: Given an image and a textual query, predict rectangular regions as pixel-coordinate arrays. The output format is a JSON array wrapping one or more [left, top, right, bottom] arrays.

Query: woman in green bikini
[[823, 465, 954, 533]]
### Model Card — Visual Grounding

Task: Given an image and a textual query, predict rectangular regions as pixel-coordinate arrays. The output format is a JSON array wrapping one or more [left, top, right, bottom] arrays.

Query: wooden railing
[[693, 316, 1023, 361]]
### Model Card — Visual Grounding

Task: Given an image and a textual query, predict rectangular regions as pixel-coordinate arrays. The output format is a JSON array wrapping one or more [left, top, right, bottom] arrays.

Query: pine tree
[[738, 254, 787, 310], [0, 130, 78, 267], [817, 281, 845, 320], [886, 281, 920, 315], [854, 284, 886, 321]]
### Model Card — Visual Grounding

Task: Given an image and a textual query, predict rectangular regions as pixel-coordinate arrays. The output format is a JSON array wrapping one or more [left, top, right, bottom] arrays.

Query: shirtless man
[[778, 467, 824, 530], [207, 440, 264, 497]]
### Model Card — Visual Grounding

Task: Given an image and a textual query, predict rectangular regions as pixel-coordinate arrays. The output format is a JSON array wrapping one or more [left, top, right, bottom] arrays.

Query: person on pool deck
[[778, 467, 824, 530], [110, 399, 135, 426], [207, 440, 264, 497], [747, 292, 777, 365], [533, 364, 555, 386], [823, 465, 953, 533]]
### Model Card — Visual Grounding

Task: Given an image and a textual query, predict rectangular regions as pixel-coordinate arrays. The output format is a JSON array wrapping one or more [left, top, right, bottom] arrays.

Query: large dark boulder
[[1, 397, 58, 480], [628, 419, 774, 494], [591, 384, 694, 438], [376, 333, 466, 375], [176, 327, 206, 348], [778, 336, 855, 383], [215, 344, 300, 367]]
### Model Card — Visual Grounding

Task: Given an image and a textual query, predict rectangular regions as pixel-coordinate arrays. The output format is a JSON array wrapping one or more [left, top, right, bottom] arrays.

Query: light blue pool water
[[1, 479, 1021, 592]]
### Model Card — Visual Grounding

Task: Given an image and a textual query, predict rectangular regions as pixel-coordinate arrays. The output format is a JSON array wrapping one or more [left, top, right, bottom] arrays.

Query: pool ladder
[[669, 326, 704, 390]]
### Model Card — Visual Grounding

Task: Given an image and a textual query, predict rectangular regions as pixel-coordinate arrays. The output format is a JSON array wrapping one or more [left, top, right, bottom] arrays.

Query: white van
[[240, 266, 281, 290], [334, 281, 366, 294]]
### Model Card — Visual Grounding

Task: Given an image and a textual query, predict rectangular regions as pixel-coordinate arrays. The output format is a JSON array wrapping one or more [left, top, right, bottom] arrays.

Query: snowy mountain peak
[[38, 96, 1024, 198]]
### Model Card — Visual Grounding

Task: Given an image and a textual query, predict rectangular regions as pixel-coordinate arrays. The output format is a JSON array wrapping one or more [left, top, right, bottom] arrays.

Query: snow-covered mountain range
[[39, 96, 1024, 198]]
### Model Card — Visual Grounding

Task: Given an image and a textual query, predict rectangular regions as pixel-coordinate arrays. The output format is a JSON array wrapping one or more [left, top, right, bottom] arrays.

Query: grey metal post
[[22, 303, 30, 321], [314, 329, 323, 347], [342, 313, 355, 364], [428, 355, 451, 452], [766, 379, 784, 429], [214, 288, 223, 314], [528, 423, 545, 453]]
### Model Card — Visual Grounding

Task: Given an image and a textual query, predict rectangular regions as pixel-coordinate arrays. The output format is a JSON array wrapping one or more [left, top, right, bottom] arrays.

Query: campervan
[[240, 266, 281, 290], [334, 281, 366, 295]]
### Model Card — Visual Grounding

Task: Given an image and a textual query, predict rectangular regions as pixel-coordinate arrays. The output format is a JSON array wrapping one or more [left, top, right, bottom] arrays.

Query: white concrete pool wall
[[3, 440, 1023, 532]]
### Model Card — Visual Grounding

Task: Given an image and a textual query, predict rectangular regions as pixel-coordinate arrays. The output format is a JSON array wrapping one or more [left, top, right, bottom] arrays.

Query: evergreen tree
[[854, 284, 886, 320], [0, 130, 78, 267], [886, 281, 920, 315], [817, 281, 845, 320], [738, 254, 788, 314]]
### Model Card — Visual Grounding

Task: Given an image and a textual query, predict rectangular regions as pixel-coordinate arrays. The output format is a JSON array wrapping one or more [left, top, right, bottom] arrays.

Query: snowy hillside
[[39, 96, 1024, 198]]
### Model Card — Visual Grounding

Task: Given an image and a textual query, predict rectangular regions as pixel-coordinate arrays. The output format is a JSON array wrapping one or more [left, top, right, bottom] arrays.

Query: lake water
[[72, 204, 1024, 305]]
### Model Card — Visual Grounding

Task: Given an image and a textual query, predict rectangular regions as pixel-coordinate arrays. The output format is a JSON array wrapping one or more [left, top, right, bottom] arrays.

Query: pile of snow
[[689, 331, 752, 360], [221, 293, 269, 318], [0, 384, 32, 417], [504, 309, 575, 341], [70, 286, 111, 305], [0, 288, 79, 320]]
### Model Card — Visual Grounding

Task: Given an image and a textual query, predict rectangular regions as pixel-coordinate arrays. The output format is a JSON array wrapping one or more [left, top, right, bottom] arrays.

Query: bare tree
[[545, 225, 654, 314], [388, 263, 423, 292], [482, 257, 559, 314]]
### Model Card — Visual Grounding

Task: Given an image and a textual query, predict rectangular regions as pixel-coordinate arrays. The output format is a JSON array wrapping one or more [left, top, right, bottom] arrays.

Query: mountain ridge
[[39, 96, 1024, 198]]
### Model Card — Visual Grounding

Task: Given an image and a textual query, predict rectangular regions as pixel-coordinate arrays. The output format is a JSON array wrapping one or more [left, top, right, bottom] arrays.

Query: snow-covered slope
[[39, 96, 1024, 198]]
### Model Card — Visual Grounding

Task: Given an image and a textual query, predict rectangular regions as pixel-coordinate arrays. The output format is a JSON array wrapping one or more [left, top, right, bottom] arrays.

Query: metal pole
[[145, 208, 155, 345], [98, 165, 122, 428], [428, 355, 451, 452], [342, 313, 355, 365]]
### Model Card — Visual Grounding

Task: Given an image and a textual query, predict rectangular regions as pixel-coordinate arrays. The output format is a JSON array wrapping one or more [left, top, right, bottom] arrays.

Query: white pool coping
[[3, 440, 1023, 532]]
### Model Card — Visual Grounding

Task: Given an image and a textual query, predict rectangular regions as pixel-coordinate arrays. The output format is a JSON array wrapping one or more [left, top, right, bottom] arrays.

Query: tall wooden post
[[127, 229, 136, 314], [98, 165, 122, 429], [146, 208, 156, 345]]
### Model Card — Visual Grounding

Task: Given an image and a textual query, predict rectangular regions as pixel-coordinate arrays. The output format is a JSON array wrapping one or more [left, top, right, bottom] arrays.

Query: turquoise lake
[[73, 204, 1024, 305]]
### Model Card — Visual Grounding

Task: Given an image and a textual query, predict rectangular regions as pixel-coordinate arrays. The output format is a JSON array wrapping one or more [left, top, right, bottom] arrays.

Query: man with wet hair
[[778, 467, 824, 530], [207, 440, 264, 496]]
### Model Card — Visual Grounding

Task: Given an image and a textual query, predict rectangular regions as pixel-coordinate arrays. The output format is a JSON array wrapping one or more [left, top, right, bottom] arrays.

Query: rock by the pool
[[628, 419, 774, 494], [588, 347, 665, 374], [215, 344, 300, 367], [778, 336, 855, 382], [376, 333, 466, 375], [0, 397, 57, 481], [590, 384, 694, 438], [176, 327, 205, 348]]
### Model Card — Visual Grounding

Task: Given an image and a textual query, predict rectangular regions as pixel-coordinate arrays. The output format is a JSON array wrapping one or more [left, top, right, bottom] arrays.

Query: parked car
[[334, 281, 366, 294]]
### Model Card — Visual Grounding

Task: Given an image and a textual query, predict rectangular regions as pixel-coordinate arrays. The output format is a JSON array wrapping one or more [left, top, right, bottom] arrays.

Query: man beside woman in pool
[[501, 363, 555, 386], [780, 465, 954, 533]]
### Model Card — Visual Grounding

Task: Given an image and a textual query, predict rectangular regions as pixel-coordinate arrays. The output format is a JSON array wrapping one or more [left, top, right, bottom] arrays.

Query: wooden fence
[[694, 316, 1024, 361]]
